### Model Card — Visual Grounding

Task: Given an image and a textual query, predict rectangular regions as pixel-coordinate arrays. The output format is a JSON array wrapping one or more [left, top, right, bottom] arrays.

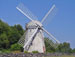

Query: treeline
[[0, 19, 75, 53], [45, 38, 75, 53], [0, 19, 24, 51]]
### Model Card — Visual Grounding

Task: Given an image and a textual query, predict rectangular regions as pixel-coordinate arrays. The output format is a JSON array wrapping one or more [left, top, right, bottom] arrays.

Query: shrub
[[24, 51, 29, 53], [10, 43, 22, 51], [1, 49, 11, 53], [12, 51, 21, 53], [32, 51, 39, 53]]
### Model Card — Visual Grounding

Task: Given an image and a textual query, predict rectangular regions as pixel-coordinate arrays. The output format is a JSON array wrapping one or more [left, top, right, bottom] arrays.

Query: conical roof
[[26, 20, 42, 29]]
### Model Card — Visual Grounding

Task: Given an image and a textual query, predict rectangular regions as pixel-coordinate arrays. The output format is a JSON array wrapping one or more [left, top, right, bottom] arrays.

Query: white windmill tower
[[16, 3, 60, 53]]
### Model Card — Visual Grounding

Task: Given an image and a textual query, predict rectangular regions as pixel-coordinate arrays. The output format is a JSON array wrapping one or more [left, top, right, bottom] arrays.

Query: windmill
[[16, 3, 60, 53]]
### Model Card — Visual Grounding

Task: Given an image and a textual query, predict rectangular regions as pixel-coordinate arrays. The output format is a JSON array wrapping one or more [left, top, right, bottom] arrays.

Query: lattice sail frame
[[18, 32, 26, 46]]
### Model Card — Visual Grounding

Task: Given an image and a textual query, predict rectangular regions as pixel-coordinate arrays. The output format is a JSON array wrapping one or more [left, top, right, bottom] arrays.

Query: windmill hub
[[26, 20, 43, 29]]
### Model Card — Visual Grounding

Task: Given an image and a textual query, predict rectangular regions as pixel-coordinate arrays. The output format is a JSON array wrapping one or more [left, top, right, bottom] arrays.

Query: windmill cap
[[26, 20, 43, 29]]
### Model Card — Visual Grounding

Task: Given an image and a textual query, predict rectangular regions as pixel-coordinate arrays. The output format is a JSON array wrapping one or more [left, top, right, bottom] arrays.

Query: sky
[[0, 0, 75, 48]]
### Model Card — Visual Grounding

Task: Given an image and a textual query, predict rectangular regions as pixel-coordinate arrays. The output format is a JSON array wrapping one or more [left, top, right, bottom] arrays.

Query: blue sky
[[0, 0, 75, 48]]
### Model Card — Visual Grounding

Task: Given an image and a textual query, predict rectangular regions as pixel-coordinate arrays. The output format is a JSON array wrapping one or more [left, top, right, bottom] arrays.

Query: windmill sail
[[16, 3, 38, 21], [18, 32, 26, 46], [42, 27, 60, 43], [45, 38, 59, 48], [41, 5, 57, 29]]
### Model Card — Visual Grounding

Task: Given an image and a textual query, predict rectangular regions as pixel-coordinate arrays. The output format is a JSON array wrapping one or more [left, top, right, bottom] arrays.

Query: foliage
[[10, 43, 23, 51], [44, 37, 72, 53], [14, 24, 24, 35], [0, 19, 24, 51], [44, 38, 56, 53], [12, 51, 21, 53], [72, 48, 75, 53], [32, 51, 39, 53], [24, 51, 29, 53], [56, 42, 72, 53], [1, 49, 11, 53], [0, 33, 9, 49], [8, 28, 21, 44]]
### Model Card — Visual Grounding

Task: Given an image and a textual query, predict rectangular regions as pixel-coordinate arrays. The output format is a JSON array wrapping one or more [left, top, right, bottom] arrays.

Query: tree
[[14, 24, 24, 35], [56, 42, 72, 53], [72, 48, 75, 53], [0, 33, 9, 49], [8, 27, 21, 45], [8, 24, 24, 45], [0, 19, 24, 50], [44, 38, 56, 53], [0, 20, 10, 35]]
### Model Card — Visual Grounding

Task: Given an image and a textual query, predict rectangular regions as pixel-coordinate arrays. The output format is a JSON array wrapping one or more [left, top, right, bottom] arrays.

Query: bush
[[32, 51, 39, 53], [1, 49, 11, 53], [12, 51, 21, 53], [10, 43, 22, 51], [0, 51, 2, 53], [24, 51, 29, 53], [46, 50, 54, 53]]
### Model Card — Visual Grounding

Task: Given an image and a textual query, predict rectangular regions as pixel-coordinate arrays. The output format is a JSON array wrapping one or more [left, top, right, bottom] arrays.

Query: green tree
[[8, 24, 24, 45], [0, 33, 9, 49], [72, 48, 75, 53], [14, 24, 24, 35], [0, 19, 24, 50], [8, 28, 21, 45], [44, 38, 56, 53], [0, 20, 10, 35], [56, 42, 72, 53]]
